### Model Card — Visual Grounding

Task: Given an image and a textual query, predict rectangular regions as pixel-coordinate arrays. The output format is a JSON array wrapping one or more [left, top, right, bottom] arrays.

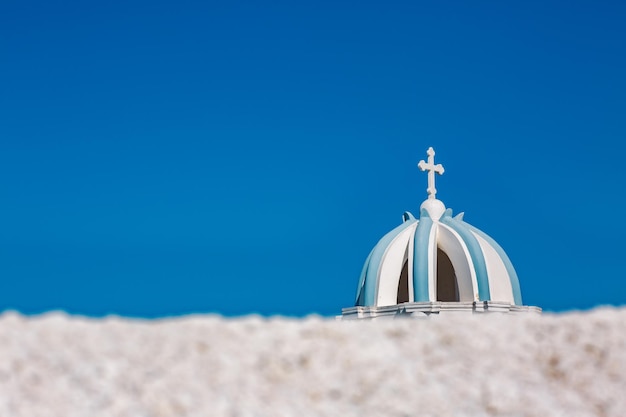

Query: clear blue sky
[[1, 1, 625, 317]]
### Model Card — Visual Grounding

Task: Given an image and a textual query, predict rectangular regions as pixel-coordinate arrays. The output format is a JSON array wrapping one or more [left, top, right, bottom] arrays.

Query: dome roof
[[354, 205, 523, 307], [351, 147, 527, 311]]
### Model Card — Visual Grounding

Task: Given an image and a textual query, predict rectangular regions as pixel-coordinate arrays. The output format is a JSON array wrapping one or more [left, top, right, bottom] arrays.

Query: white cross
[[418, 147, 445, 199]]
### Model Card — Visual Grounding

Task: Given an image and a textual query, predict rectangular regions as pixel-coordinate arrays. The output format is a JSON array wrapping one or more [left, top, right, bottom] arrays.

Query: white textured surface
[[1, 307, 625, 417]]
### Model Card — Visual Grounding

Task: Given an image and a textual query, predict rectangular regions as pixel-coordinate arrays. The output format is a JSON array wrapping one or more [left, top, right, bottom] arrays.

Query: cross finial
[[418, 147, 445, 199]]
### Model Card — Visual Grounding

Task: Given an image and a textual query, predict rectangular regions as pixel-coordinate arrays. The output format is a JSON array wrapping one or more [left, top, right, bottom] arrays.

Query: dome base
[[339, 301, 541, 320]]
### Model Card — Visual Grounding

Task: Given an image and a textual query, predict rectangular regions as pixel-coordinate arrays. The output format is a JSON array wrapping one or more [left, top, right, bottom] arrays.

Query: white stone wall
[[0, 307, 624, 417]]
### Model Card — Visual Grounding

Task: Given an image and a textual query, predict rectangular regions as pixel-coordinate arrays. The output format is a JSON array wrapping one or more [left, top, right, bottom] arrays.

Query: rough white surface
[[1, 307, 625, 417]]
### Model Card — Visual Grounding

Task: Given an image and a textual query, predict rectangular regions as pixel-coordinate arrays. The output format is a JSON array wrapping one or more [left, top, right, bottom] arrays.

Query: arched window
[[396, 260, 410, 303], [436, 248, 459, 301]]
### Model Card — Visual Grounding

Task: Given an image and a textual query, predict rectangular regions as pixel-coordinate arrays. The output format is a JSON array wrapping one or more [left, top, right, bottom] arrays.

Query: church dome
[[344, 147, 538, 318], [354, 205, 523, 307]]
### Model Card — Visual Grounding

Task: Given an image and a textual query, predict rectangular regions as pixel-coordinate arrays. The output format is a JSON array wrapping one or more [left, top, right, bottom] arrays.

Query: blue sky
[[1, 0, 625, 317]]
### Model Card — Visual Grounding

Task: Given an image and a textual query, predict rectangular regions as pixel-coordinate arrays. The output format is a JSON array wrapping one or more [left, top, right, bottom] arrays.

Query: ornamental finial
[[417, 147, 445, 199]]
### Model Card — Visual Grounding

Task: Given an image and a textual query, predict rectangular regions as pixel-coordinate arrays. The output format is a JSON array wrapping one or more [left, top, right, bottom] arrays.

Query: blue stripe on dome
[[464, 223, 523, 305], [412, 208, 434, 302], [355, 248, 374, 305], [360, 218, 418, 306], [439, 214, 491, 301]]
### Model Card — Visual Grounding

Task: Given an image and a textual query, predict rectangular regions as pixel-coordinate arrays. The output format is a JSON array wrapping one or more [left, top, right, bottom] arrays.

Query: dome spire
[[418, 147, 445, 200]]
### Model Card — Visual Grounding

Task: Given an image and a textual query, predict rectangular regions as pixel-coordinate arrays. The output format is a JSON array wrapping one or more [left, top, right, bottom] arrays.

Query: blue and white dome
[[344, 147, 537, 317], [354, 202, 522, 307]]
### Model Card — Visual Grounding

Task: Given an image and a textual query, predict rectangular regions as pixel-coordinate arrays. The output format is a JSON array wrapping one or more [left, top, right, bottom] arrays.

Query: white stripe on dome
[[436, 222, 479, 302], [406, 223, 415, 303], [472, 231, 515, 304], [360, 219, 418, 306], [427, 222, 438, 301], [375, 222, 418, 306]]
